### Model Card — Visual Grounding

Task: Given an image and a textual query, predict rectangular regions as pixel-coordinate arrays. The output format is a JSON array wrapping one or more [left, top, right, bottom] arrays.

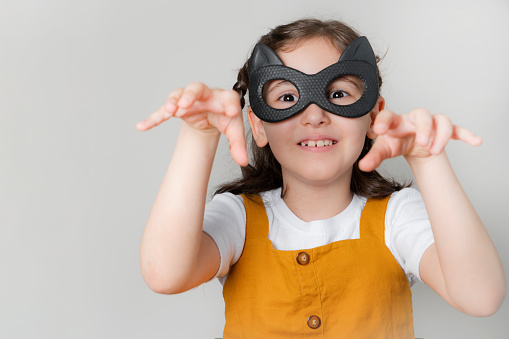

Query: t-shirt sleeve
[[385, 188, 435, 286], [202, 192, 246, 279]]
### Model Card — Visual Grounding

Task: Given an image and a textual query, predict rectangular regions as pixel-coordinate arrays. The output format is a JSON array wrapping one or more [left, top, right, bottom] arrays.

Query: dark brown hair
[[215, 18, 409, 198]]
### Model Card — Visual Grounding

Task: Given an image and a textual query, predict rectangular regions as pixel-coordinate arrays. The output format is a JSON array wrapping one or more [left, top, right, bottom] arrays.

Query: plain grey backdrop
[[1, 0, 508, 337]]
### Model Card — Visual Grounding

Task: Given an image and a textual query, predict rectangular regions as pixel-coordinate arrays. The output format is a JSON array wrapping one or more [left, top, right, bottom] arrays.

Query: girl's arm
[[137, 83, 247, 294], [360, 108, 506, 316], [408, 152, 505, 316]]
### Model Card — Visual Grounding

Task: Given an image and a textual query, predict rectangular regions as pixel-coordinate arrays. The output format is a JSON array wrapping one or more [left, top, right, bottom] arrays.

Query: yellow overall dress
[[222, 194, 414, 338]]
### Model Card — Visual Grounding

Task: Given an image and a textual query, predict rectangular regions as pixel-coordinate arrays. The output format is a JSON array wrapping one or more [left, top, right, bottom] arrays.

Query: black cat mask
[[248, 36, 379, 122]]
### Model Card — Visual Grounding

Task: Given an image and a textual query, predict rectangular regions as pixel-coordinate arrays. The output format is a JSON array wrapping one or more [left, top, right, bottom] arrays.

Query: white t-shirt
[[203, 187, 434, 286]]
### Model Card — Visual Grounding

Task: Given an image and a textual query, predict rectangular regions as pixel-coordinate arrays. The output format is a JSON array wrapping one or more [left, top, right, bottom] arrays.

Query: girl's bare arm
[[138, 83, 247, 294], [409, 153, 505, 316], [361, 108, 506, 316]]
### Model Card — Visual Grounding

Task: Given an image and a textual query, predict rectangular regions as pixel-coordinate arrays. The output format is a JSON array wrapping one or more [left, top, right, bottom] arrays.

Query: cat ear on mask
[[338, 36, 377, 66], [249, 44, 285, 74]]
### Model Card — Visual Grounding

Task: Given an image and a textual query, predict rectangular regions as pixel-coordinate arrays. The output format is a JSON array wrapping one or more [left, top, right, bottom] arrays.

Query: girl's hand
[[136, 82, 248, 166], [359, 108, 483, 172]]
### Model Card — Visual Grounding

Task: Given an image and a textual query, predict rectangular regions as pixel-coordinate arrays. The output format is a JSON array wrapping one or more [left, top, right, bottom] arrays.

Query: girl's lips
[[296, 134, 338, 144], [297, 141, 338, 152]]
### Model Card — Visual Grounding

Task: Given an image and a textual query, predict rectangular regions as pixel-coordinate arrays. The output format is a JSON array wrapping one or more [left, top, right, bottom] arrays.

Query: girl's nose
[[299, 104, 330, 127]]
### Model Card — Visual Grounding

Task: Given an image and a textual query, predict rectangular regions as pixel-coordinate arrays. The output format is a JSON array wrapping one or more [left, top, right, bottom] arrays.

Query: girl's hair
[[215, 18, 409, 198]]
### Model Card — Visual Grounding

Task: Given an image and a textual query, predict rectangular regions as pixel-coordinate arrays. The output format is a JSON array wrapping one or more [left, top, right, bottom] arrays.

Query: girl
[[136, 19, 505, 338]]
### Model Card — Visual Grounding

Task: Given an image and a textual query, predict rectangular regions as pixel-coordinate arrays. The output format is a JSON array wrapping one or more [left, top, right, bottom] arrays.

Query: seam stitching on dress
[[311, 249, 324, 336]]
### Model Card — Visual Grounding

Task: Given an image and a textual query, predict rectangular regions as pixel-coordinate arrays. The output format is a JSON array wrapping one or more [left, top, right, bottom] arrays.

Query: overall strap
[[240, 194, 269, 241], [360, 196, 391, 242]]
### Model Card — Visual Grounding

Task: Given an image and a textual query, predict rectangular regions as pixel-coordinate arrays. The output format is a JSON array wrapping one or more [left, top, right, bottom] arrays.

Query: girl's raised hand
[[136, 82, 248, 166], [359, 109, 483, 172]]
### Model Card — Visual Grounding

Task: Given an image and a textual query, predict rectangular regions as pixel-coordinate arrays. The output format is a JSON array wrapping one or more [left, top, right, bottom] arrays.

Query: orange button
[[307, 315, 321, 329], [296, 252, 310, 265]]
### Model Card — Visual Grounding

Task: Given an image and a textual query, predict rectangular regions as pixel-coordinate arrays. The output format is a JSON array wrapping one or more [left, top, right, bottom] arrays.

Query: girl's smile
[[297, 134, 338, 152]]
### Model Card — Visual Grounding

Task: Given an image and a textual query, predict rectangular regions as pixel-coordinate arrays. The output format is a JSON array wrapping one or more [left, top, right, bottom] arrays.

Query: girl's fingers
[[373, 110, 410, 138], [164, 88, 185, 111], [220, 90, 242, 117], [136, 104, 176, 131], [429, 116, 482, 153], [174, 84, 240, 119], [372, 110, 394, 135], [198, 89, 241, 117], [368, 109, 482, 160], [412, 108, 433, 147], [136, 88, 185, 131], [224, 115, 249, 166], [430, 114, 453, 155], [137, 83, 242, 133], [452, 125, 483, 146], [177, 82, 213, 111], [358, 137, 393, 172]]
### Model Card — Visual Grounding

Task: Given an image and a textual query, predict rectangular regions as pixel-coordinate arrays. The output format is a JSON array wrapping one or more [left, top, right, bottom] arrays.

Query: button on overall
[[307, 315, 321, 329], [296, 252, 310, 265]]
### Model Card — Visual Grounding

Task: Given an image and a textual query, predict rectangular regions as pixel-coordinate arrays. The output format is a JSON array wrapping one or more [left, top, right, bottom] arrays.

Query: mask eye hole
[[262, 79, 299, 109], [326, 75, 364, 106]]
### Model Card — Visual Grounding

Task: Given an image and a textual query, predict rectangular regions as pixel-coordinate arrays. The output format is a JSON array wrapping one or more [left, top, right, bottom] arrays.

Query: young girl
[[136, 19, 505, 338]]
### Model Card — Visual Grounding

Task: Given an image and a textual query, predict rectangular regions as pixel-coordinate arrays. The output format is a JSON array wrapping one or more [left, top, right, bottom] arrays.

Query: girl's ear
[[247, 107, 269, 147], [367, 96, 385, 139]]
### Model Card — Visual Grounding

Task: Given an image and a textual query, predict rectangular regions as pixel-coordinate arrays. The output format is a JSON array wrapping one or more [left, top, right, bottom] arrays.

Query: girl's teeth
[[300, 140, 335, 147]]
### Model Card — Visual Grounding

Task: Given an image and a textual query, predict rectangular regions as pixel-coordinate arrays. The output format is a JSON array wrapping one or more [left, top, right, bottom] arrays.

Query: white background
[[1, 0, 508, 337]]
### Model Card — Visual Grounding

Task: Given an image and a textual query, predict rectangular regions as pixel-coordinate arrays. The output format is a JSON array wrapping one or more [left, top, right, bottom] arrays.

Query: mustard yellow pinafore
[[222, 194, 414, 338]]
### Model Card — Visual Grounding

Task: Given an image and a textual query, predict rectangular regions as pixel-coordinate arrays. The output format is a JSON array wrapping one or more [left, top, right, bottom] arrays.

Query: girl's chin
[[284, 169, 352, 187]]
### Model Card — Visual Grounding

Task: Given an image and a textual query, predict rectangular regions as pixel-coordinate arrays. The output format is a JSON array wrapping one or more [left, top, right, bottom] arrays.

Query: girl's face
[[248, 37, 383, 189]]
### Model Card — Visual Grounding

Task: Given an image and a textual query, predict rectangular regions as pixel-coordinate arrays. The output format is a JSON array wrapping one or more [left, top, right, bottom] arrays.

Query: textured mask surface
[[248, 36, 379, 122]]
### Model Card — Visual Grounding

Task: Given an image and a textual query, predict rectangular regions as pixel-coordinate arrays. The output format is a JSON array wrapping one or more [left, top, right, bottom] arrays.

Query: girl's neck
[[281, 175, 354, 222]]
